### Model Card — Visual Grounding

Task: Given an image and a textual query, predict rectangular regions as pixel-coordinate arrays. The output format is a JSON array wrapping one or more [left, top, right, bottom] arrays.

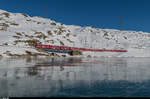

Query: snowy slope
[[0, 9, 150, 57]]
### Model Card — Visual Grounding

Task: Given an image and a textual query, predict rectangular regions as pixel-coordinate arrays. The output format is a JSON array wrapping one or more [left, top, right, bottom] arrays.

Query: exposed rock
[[70, 50, 82, 56], [22, 13, 28, 17], [10, 23, 19, 26], [50, 53, 60, 57], [87, 55, 92, 58], [2, 12, 10, 18], [62, 55, 66, 57]]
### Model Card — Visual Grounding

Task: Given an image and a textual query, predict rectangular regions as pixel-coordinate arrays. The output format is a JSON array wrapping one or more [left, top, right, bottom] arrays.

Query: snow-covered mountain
[[0, 9, 150, 57]]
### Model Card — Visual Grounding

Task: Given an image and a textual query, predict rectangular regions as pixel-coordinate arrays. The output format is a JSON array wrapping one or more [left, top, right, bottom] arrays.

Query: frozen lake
[[0, 57, 150, 97]]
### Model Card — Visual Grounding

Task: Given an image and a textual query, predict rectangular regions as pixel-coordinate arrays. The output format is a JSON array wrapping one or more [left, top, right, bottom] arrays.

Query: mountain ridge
[[0, 9, 150, 57]]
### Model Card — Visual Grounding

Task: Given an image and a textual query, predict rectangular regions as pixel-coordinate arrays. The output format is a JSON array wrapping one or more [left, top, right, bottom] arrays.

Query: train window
[[61, 46, 64, 50], [60, 46, 63, 50], [55, 46, 59, 49], [50, 46, 53, 49]]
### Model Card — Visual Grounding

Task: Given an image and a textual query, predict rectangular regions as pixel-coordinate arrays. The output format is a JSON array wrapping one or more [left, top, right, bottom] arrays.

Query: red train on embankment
[[35, 44, 128, 53]]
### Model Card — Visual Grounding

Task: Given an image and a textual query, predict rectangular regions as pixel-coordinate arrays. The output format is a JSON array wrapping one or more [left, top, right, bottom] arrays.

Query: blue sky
[[0, 0, 150, 32]]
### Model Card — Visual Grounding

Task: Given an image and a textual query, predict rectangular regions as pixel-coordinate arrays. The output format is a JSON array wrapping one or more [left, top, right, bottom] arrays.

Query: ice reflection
[[0, 57, 150, 97]]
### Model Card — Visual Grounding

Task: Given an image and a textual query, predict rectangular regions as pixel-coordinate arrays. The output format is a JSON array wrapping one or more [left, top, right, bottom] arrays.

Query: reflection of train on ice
[[35, 44, 128, 54]]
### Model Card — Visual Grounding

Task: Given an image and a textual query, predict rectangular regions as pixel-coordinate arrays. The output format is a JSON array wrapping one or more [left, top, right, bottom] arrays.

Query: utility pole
[[120, 16, 123, 31]]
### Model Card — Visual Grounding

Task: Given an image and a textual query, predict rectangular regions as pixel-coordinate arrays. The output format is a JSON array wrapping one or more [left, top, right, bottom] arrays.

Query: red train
[[35, 44, 128, 53]]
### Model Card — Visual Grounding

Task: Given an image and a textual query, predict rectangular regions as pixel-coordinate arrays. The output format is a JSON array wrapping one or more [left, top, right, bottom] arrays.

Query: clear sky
[[0, 0, 150, 32]]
